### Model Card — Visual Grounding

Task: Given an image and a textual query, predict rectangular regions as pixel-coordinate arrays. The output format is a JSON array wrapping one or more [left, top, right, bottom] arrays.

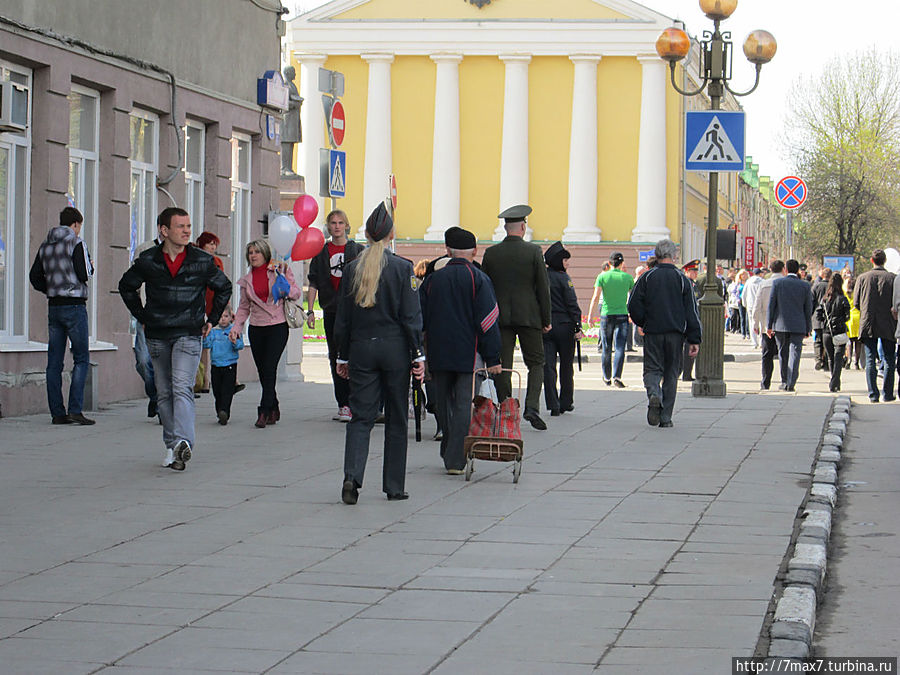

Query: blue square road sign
[[328, 150, 346, 198], [685, 111, 745, 172]]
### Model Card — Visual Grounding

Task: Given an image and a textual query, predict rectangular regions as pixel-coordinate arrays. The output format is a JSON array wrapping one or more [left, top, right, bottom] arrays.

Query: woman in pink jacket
[[229, 238, 301, 428]]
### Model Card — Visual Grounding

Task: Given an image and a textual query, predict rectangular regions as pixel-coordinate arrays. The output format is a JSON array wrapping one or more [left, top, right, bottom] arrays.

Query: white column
[[632, 56, 670, 241], [496, 55, 531, 241], [563, 56, 602, 243], [297, 54, 328, 228], [361, 54, 393, 238], [425, 54, 463, 242]]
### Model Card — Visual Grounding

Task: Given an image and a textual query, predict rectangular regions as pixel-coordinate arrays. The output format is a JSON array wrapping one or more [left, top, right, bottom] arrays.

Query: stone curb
[[768, 395, 850, 659]]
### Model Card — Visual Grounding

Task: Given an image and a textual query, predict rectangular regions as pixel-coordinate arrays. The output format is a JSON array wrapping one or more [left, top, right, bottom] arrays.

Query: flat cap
[[365, 202, 393, 242], [444, 226, 476, 250], [682, 259, 700, 271], [498, 204, 532, 222]]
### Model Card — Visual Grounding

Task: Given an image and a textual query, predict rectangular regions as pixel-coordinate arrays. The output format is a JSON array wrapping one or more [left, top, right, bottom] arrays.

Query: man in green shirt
[[586, 252, 635, 387]]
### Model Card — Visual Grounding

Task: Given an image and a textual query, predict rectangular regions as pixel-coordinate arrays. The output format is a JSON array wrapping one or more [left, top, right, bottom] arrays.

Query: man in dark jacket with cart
[[423, 227, 502, 474]]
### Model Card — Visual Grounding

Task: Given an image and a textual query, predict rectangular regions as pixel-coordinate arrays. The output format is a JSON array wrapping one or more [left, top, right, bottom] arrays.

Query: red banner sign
[[744, 236, 755, 269]]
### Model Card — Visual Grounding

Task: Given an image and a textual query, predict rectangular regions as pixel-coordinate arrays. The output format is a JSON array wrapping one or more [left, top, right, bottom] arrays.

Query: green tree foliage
[[783, 49, 900, 261]]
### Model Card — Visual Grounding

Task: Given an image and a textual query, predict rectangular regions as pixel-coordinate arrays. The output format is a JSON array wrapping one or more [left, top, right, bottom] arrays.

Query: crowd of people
[[29, 203, 900, 502]]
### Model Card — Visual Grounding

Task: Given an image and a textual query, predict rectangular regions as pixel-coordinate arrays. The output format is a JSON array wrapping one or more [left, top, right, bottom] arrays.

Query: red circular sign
[[775, 176, 808, 210], [330, 101, 345, 147], [390, 174, 398, 210]]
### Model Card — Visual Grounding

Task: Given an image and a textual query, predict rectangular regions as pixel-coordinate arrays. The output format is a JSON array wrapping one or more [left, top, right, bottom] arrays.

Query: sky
[[286, 0, 900, 181]]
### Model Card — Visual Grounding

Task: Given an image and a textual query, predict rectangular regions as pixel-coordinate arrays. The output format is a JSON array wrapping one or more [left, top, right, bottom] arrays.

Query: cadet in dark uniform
[[681, 259, 700, 381], [335, 203, 425, 505], [481, 205, 552, 430], [542, 242, 584, 416], [422, 227, 503, 474]]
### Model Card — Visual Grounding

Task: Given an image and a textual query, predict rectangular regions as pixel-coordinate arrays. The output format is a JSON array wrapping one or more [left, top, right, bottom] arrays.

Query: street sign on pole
[[317, 68, 345, 98], [685, 111, 746, 172], [328, 150, 346, 198], [330, 101, 346, 147], [775, 176, 808, 210], [744, 236, 755, 269]]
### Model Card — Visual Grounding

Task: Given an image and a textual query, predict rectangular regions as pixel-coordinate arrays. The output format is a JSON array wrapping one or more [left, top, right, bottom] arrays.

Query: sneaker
[[342, 479, 359, 505], [338, 406, 352, 422], [446, 469, 464, 475], [432, 429, 443, 441], [647, 395, 661, 427], [613, 378, 626, 388], [332, 408, 343, 421], [67, 412, 95, 425], [172, 440, 191, 471], [603, 379, 612, 386], [217, 410, 229, 426], [162, 447, 175, 468]]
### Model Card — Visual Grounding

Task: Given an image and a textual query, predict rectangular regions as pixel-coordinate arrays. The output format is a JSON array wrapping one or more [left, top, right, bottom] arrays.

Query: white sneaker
[[162, 447, 174, 467], [338, 406, 352, 422], [332, 408, 343, 421]]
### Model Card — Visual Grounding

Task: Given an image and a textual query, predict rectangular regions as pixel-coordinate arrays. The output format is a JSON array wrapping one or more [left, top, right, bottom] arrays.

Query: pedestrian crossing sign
[[328, 150, 346, 198], [685, 111, 745, 172]]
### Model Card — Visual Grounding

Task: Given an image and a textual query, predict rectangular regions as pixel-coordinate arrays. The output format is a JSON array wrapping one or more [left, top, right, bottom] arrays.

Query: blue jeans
[[46, 304, 90, 417], [147, 335, 202, 449], [600, 314, 629, 380], [133, 321, 157, 404], [863, 337, 896, 401]]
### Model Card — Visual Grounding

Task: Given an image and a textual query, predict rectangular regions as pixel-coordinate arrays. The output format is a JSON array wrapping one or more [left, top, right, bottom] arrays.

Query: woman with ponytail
[[334, 203, 425, 505]]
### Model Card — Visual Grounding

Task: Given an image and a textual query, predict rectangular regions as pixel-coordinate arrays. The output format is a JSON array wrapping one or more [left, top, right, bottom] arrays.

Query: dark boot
[[267, 409, 278, 425], [255, 409, 267, 428]]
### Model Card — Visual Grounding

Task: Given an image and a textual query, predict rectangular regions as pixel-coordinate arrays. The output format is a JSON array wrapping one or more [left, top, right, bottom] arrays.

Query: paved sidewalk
[[0, 338, 862, 674]]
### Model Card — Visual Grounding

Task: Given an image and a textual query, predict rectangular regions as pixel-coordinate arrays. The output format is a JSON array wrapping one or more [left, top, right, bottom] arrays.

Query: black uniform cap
[[498, 204, 532, 223], [365, 202, 393, 242], [544, 241, 570, 271], [444, 226, 476, 250]]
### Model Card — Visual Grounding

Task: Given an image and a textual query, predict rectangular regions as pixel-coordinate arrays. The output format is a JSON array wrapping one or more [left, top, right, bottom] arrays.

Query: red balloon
[[291, 227, 325, 261], [292, 195, 319, 229]]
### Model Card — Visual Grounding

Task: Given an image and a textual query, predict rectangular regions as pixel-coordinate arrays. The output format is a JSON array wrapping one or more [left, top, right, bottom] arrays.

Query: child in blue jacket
[[203, 307, 243, 424]]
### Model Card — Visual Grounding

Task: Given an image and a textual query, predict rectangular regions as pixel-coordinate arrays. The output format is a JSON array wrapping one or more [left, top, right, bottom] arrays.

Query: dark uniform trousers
[[760, 332, 777, 389], [543, 322, 575, 413], [324, 311, 350, 409], [344, 336, 410, 495], [642, 332, 684, 424], [431, 371, 473, 471], [498, 326, 544, 412]]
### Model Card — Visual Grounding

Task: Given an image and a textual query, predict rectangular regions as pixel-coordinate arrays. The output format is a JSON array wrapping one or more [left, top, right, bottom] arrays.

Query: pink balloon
[[292, 195, 319, 229], [291, 227, 325, 261]]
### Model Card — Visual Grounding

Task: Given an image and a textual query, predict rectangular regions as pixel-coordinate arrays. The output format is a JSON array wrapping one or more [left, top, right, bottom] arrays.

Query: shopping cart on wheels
[[463, 368, 523, 483]]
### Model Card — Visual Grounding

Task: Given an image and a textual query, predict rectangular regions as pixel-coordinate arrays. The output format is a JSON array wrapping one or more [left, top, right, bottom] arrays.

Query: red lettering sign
[[744, 236, 755, 269]]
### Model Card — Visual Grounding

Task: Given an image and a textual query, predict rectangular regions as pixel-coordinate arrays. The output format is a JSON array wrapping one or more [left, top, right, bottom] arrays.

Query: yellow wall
[[335, 0, 628, 21], [391, 56, 437, 239], [459, 56, 504, 240], [528, 56, 573, 241], [666, 70, 683, 244], [597, 56, 641, 242]]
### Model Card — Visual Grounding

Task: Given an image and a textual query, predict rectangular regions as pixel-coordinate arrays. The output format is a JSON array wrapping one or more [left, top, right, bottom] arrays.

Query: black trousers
[[814, 329, 827, 369], [682, 341, 696, 380], [324, 311, 350, 409], [641, 332, 683, 424], [248, 322, 289, 413], [542, 323, 575, 413], [823, 334, 846, 392], [760, 332, 777, 389], [344, 336, 410, 495], [431, 370, 473, 471], [498, 326, 544, 413], [211, 364, 237, 417]]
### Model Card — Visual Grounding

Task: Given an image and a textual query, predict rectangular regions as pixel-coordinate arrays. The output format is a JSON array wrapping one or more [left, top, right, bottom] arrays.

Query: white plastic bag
[[478, 377, 499, 405]]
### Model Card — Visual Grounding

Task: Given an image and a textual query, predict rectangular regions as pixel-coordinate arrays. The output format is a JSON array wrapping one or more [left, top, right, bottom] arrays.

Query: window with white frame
[[68, 85, 100, 340], [184, 121, 205, 234], [129, 110, 158, 261], [0, 61, 32, 341], [230, 134, 251, 295]]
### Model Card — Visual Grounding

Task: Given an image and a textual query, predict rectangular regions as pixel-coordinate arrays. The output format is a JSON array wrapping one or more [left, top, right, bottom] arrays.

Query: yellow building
[[286, 0, 760, 277]]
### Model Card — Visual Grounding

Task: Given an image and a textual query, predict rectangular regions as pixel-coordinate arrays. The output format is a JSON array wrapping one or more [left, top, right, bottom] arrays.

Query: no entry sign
[[776, 176, 808, 210], [330, 100, 346, 147]]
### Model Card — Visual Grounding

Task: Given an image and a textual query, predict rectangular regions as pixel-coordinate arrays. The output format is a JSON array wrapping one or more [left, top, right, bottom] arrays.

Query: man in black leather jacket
[[119, 207, 231, 471]]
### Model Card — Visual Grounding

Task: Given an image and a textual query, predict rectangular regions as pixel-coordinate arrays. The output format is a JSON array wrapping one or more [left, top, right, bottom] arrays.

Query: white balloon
[[884, 247, 900, 274], [269, 215, 299, 258]]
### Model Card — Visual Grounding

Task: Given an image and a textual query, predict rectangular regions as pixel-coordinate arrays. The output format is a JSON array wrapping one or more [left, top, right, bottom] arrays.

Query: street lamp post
[[655, 0, 776, 398]]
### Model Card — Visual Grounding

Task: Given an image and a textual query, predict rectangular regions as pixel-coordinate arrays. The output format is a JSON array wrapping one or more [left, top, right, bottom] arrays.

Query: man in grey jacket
[[855, 249, 897, 402], [767, 259, 814, 391]]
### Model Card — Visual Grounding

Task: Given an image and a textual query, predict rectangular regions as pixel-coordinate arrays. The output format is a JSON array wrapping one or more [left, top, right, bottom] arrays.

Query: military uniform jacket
[[547, 268, 582, 333], [422, 258, 501, 373], [335, 250, 424, 363], [481, 235, 551, 329]]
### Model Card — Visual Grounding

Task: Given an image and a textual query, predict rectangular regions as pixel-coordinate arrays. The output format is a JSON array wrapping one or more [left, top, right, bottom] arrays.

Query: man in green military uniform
[[481, 205, 552, 430]]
